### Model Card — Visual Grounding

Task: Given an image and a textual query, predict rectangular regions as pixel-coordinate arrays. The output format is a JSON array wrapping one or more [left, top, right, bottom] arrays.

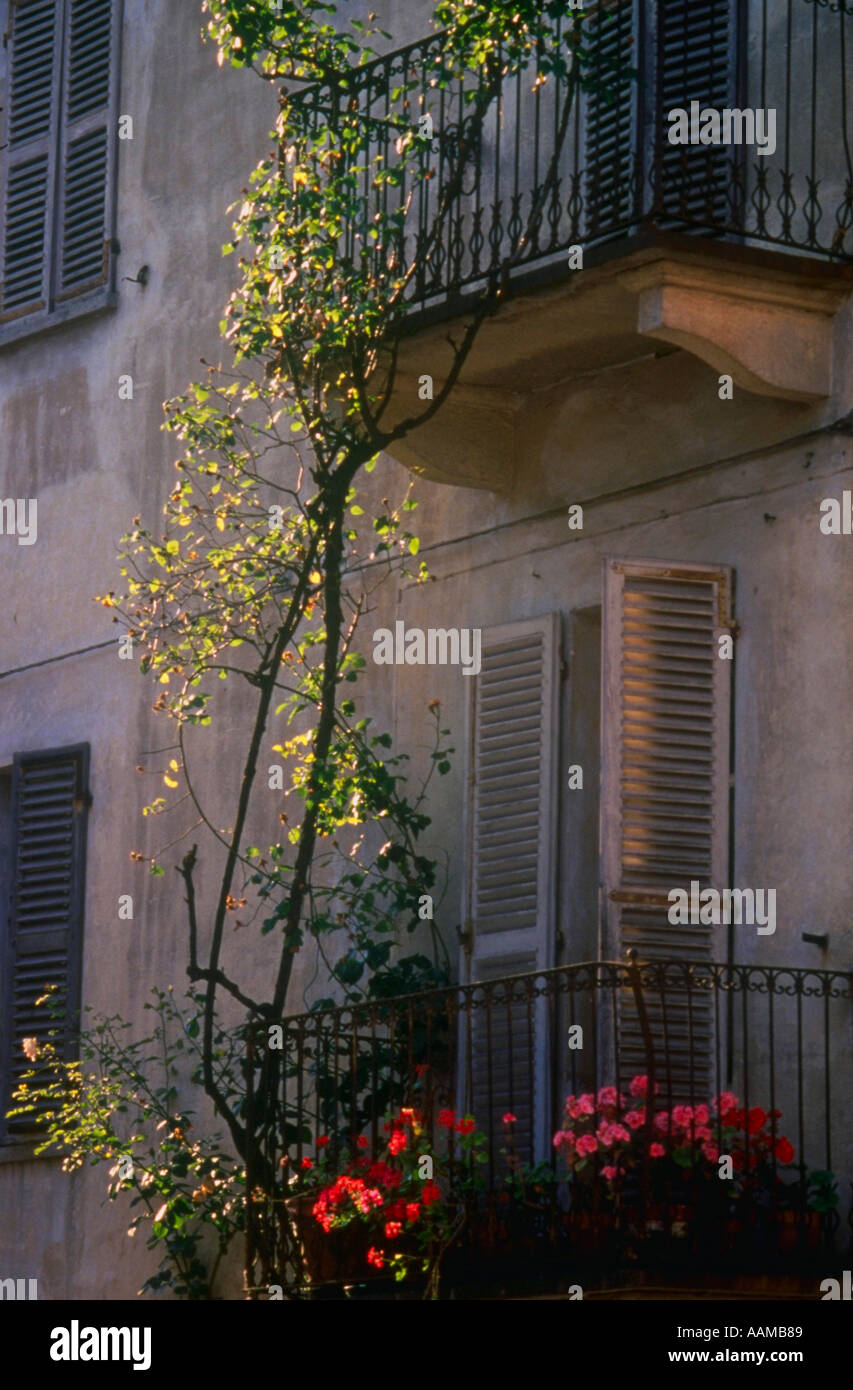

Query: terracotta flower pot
[[286, 1190, 373, 1285], [777, 1209, 822, 1255]]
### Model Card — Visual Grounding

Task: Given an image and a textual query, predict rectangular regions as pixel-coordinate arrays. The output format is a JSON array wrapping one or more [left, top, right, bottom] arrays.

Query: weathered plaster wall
[[1, 0, 851, 1300]]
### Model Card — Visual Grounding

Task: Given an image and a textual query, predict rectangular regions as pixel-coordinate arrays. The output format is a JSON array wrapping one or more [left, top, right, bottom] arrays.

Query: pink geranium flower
[[625, 1109, 645, 1130], [575, 1133, 598, 1158], [597, 1086, 621, 1111], [714, 1091, 739, 1118], [629, 1074, 658, 1099], [649, 1142, 666, 1158], [601, 1165, 623, 1182]]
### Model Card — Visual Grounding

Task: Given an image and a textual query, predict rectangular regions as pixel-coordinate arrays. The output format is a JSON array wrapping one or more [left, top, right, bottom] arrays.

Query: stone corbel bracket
[[382, 380, 520, 492], [618, 256, 849, 402]]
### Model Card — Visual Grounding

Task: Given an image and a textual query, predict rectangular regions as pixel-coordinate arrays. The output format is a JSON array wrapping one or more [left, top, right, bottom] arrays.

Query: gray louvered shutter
[[55, 0, 115, 301], [583, 0, 640, 240], [655, 0, 739, 229], [600, 560, 732, 1097], [0, 0, 63, 319], [461, 614, 559, 1162], [1, 746, 90, 1140]]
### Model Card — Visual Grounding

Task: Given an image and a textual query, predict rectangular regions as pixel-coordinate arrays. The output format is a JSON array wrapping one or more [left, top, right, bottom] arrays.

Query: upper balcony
[[289, 1, 853, 488]]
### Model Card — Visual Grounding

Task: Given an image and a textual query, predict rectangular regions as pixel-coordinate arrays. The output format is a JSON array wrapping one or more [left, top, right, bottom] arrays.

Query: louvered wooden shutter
[[655, 0, 739, 229], [56, 0, 115, 300], [0, 0, 63, 319], [583, 0, 640, 239], [600, 561, 732, 1097], [1, 746, 90, 1140], [461, 614, 560, 1162]]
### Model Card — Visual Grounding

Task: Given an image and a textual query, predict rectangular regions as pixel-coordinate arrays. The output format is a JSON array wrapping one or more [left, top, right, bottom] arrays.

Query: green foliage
[[9, 987, 245, 1299], [807, 1170, 839, 1213], [81, 0, 603, 1294]]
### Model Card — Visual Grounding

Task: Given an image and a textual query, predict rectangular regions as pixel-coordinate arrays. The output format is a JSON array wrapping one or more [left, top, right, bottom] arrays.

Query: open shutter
[[1, 746, 90, 1140], [461, 614, 560, 1162], [55, 0, 116, 301], [583, 0, 640, 240], [655, 0, 740, 230], [600, 560, 732, 1098], [0, 0, 63, 320]]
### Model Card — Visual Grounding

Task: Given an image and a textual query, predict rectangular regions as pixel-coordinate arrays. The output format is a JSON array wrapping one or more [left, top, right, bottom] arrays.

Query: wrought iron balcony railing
[[246, 957, 853, 1295], [288, 1, 853, 320]]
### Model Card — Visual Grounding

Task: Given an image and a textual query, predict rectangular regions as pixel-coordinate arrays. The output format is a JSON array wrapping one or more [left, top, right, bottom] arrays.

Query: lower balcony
[[246, 957, 853, 1299]]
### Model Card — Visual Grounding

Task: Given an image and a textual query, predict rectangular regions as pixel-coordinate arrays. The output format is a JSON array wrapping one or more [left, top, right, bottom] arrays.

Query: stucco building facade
[[1, 0, 851, 1298]]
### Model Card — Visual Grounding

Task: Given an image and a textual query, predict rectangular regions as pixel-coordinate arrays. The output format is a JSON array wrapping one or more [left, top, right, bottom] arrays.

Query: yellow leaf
[[163, 775, 178, 788]]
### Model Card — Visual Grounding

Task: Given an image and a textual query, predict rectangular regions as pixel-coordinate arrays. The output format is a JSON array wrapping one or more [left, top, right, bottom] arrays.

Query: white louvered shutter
[[583, 0, 640, 240], [56, 0, 116, 301], [1, 747, 90, 1139], [600, 560, 732, 1097], [656, 0, 739, 229], [461, 614, 560, 1161], [0, 0, 63, 319]]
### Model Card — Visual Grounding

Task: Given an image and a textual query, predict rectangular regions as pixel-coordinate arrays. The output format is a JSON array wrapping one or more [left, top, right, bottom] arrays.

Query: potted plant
[[286, 1103, 486, 1297]]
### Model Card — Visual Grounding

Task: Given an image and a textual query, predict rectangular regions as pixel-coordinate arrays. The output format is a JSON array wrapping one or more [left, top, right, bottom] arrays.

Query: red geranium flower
[[300, 1157, 313, 1170], [422, 1180, 441, 1207], [389, 1130, 408, 1155], [384, 1221, 403, 1239], [316, 1135, 330, 1148], [455, 1117, 476, 1135], [406, 1202, 420, 1223], [367, 1247, 385, 1269], [747, 1107, 767, 1135], [775, 1136, 795, 1165], [356, 1135, 368, 1149], [502, 1112, 517, 1125], [437, 1109, 455, 1130]]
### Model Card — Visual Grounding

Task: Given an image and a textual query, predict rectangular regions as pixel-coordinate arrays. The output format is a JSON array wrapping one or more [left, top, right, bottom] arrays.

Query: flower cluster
[[553, 1077, 796, 1194], [302, 1102, 486, 1282], [312, 1175, 384, 1233]]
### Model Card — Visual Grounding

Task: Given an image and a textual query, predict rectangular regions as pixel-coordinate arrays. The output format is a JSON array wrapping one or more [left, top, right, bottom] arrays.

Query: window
[[0, 0, 120, 345], [600, 559, 733, 1094], [582, 0, 740, 239], [0, 744, 90, 1144], [461, 614, 560, 1162]]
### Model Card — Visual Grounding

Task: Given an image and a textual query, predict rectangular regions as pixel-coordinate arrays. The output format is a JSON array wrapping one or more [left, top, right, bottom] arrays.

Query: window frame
[[0, 741, 91, 1149], [0, 0, 123, 349]]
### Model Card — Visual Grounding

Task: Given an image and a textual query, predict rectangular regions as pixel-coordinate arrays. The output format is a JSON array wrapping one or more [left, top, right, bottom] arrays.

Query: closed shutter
[[655, 0, 739, 229], [0, 0, 63, 319], [56, 0, 115, 300], [583, 0, 640, 240], [1, 746, 90, 1140], [600, 560, 732, 1098], [461, 614, 560, 1163]]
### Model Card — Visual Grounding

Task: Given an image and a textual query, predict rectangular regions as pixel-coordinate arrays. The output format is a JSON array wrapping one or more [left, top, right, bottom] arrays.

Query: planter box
[[286, 1191, 373, 1285]]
